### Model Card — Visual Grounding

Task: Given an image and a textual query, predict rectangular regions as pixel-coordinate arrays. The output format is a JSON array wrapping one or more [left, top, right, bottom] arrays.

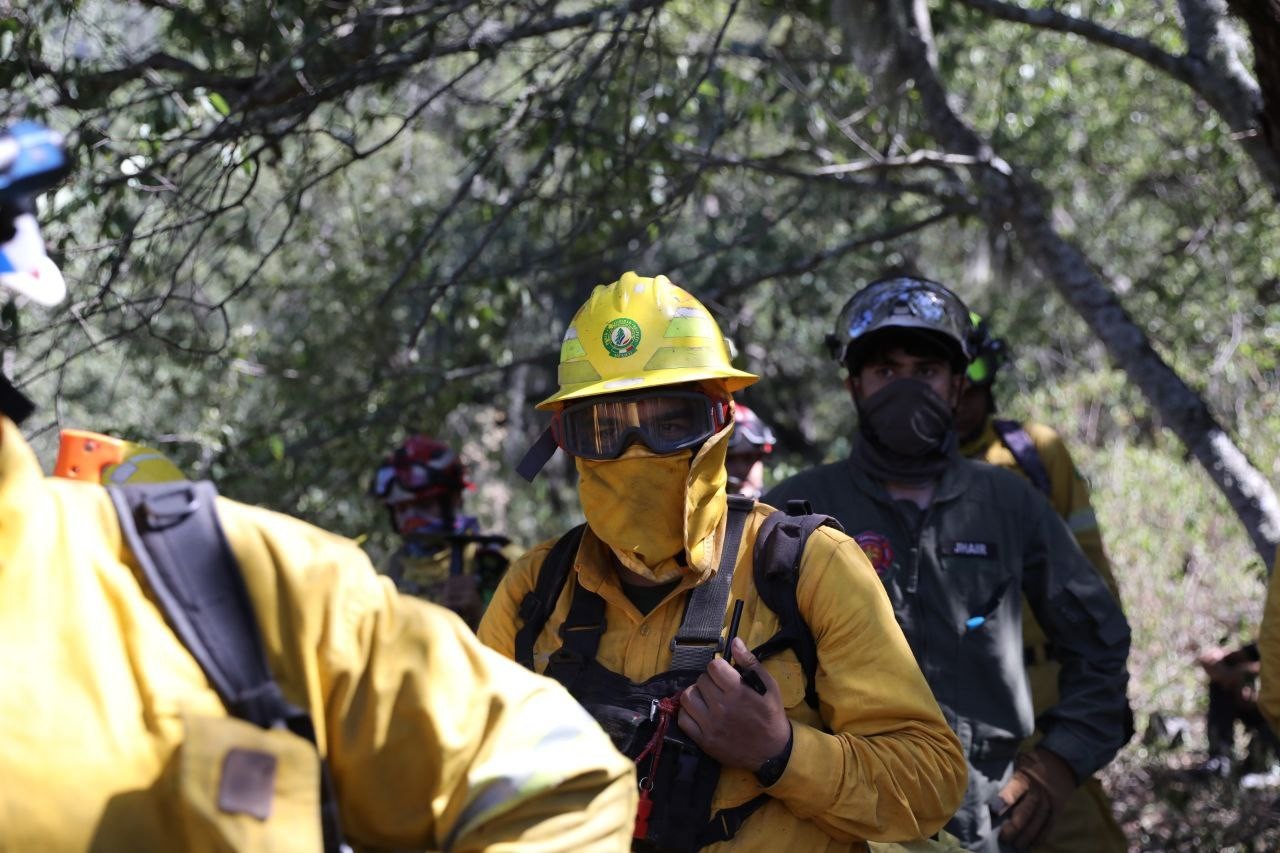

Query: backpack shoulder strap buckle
[[135, 483, 201, 530], [784, 499, 812, 516], [668, 498, 752, 671]]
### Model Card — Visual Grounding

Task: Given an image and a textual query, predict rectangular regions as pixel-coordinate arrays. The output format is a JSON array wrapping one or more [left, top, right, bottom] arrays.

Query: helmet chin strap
[[516, 426, 558, 482], [0, 373, 33, 424]]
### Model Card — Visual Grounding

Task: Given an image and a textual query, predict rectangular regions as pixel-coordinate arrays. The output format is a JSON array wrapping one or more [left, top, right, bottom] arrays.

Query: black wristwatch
[[754, 724, 794, 787]]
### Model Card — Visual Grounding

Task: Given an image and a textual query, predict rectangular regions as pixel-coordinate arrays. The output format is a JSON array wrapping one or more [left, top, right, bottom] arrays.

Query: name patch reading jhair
[[943, 540, 998, 558]]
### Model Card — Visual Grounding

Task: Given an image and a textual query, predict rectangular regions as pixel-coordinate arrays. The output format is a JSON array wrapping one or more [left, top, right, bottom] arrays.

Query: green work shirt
[[766, 448, 1130, 782]]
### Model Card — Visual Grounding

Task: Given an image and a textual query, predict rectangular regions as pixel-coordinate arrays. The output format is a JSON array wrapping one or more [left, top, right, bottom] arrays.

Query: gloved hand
[[996, 747, 1078, 849]]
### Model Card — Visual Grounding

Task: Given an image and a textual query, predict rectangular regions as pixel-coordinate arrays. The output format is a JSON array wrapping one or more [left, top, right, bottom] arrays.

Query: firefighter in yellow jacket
[[372, 433, 522, 628], [0, 121, 634, 851], [1259, 553, 1280, 735], [953, 315, 1126, 853], [479, 272, 967, 851]]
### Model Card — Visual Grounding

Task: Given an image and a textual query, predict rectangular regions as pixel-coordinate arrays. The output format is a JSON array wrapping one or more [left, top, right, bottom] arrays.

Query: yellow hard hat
[[54, 429, 186, 485], [538, 271, 757, 409]]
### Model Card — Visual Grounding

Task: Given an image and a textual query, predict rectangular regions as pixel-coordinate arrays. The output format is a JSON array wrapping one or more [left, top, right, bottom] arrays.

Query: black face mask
[[852, 378, 956, 484]]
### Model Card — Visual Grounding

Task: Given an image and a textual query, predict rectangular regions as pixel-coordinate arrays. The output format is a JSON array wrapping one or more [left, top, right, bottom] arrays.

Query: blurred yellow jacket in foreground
[[1259, 552, 1280, 733], [0, 417, 635, 851]]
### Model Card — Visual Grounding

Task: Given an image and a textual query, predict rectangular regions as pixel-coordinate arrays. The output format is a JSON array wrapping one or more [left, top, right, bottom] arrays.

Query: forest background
[[7, 0, 1280, 847]]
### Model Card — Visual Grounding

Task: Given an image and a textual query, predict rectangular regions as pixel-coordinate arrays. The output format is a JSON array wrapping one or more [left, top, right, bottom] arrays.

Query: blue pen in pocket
[[966, 580, 1011, 632]]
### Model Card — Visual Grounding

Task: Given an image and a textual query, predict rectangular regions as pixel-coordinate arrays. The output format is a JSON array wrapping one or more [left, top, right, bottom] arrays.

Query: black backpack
[[108, 481, 346, 853], [514, 498, 843, 712], [748, 500, 843, 710]]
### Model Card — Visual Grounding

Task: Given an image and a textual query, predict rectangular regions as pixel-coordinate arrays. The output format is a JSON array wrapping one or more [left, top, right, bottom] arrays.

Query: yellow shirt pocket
[[768, 659, 809, 710], [174, 713, 323, 853]]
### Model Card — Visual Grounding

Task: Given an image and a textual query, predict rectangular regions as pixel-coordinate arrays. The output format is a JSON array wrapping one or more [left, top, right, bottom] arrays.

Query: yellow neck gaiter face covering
[[576, 424, 731, 585]]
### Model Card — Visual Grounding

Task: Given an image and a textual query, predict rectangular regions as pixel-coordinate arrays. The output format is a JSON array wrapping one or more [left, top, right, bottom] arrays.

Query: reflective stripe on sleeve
[[1067, 508, 1098, 534], [442, 712, 606, 851]]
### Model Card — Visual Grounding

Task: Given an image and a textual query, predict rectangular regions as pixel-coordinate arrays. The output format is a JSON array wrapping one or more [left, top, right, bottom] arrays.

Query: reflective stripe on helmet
[[538, 272, 756, 409]]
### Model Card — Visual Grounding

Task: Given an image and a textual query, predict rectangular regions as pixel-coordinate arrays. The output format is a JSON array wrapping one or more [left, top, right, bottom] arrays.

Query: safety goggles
[[550, 390, 732, 460], [371, 462, 447, 498]]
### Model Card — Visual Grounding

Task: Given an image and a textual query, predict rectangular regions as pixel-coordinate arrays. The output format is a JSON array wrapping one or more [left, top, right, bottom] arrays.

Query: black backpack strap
[[992, 418, 1052, 496], [110, 482, 301, 728], [515, 524, 586, 670], [750, 503, 844, 710], [668, 495, 754, 671], [544, 581, 609, 690], [448, 539, 467, 576], [108, 481, 346, 853], [698, 794, 770, 846]]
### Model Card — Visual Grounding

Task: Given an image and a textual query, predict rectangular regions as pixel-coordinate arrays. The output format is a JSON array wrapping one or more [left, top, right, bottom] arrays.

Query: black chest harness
[[513, 496, 842, 852]]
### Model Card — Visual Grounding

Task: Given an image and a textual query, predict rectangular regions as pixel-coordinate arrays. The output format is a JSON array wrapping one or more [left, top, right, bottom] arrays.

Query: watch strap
[[754, 723, 794, 787]]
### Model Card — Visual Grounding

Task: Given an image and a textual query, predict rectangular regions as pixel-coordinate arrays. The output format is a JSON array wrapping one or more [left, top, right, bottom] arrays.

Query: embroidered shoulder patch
[[853, 531, 894, 576], [218, 747, 277, 820]]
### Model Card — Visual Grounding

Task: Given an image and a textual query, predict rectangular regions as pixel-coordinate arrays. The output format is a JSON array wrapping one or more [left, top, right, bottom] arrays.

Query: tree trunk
[[1226, 0, 1280, 162], [836, 0, 1280, 568]]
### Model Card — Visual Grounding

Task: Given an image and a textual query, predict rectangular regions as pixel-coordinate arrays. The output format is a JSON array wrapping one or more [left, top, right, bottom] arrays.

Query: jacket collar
[[844, 439, 972, 507], [574, 525, 703, 610]]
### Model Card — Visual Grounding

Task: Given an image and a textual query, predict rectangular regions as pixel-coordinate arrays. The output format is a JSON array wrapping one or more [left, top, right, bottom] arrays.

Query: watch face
[[755, 755, 784, 787]]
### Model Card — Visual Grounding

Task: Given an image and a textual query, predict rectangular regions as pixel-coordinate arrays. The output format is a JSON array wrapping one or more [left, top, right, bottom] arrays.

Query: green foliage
[[5, 2, 1280, 771]]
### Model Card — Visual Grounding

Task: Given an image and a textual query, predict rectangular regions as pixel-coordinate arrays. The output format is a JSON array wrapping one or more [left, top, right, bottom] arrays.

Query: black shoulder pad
[[750, 508, 842, 709]]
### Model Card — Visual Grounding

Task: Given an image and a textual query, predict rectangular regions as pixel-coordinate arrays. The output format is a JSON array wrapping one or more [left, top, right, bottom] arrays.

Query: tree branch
[[707, 205, 962, 302], [956, 0, 1195, 84], [840, 0, 1280, 565], [958, 0, 1280, 194]]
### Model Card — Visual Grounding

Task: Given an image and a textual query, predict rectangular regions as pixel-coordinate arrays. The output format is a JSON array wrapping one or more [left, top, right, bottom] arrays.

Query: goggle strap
[[517, 425, 559, 482]]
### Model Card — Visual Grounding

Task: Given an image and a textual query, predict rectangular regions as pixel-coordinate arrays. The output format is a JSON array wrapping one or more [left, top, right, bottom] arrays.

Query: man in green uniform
[[767, 275, 1131, 852], [953, 317, 1127, 852]]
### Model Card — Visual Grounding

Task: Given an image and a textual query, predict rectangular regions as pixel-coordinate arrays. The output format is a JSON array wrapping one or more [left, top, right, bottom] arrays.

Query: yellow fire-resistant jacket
[[962, 417, 1122, 714], [386, 539, 525, 603], [478, 504, 967, 852], [0, 417, 635, 851], [1259, 553, 1280, 733], [962, 418, 1116, 592]]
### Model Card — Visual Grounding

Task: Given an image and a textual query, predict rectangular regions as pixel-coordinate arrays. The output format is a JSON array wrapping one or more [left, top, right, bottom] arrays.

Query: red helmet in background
[[728, 404, 776, 456], [371, 435, 468, 505]]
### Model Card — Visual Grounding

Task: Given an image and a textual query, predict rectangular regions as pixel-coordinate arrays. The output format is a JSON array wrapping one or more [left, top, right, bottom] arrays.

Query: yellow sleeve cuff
[[761, 721, 842, 816]]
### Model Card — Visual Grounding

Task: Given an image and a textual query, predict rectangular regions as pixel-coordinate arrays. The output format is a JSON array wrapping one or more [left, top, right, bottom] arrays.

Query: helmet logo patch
[[853, 531, 895, 576], [602, 317, 642, 358]]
